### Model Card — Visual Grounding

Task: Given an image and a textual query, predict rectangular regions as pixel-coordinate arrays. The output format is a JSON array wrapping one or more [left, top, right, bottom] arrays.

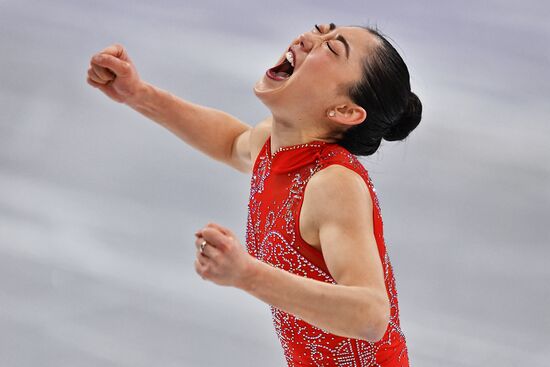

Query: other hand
[[194, 222, 258, 289]]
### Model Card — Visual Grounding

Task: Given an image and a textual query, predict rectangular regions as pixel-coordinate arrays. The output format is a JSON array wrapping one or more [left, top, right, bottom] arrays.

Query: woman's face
[[254, 23, 377, 122]]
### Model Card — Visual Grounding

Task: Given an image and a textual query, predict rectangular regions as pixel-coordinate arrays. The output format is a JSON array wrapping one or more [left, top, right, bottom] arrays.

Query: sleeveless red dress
[[245, 136, 409, 367]]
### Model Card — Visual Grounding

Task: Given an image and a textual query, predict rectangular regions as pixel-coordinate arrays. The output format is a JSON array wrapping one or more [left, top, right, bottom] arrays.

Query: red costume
[[245, 136, 409, 367]]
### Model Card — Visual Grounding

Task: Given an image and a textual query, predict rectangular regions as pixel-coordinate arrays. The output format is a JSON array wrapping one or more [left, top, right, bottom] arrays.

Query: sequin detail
[[245, 137, 409, 366], [270, 140, 327, 159]]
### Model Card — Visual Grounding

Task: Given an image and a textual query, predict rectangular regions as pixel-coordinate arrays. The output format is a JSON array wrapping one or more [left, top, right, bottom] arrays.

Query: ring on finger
[[200, 239, 207, 254]]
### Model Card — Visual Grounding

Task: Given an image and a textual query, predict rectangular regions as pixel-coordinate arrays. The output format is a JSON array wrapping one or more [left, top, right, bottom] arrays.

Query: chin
[[253, 75, 281, 108]]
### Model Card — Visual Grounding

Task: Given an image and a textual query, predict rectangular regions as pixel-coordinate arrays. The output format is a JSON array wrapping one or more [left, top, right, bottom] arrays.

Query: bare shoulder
[[300, 164, 373, 247], [307, 164, 372, 212], [249, 115, 272, 163], [231, 115, 272, 174]]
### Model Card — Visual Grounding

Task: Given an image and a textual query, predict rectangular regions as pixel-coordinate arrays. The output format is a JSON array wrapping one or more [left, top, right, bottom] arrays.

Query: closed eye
[[326, 42, 338, 56], [314, 24, 339, 56]]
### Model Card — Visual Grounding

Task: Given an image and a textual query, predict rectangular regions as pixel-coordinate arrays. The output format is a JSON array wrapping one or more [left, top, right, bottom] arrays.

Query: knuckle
[[120, 62, 131, 73]]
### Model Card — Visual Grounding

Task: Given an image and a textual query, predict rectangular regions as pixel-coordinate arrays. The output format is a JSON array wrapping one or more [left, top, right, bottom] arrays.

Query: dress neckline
[[266, 135, 334, 174], [267, 135, 328, 160]]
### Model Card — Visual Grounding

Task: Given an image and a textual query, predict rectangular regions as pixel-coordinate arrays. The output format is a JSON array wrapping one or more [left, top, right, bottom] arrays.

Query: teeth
[[285, 51, 295, 67]]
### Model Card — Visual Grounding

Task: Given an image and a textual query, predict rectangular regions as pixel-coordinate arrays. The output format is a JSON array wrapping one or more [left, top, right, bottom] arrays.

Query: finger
[[87, 67, 109, 84], [201, 227, 231, 250], [91, 54, 131, 77], [195, 258, 206, 279], [199, 240, 223, 261], [195, 236, 207, 251], [196, 249, 208, 265], [195, 237, 221, 261], [205, 222, 234, 238], [97, 43, 131, 61], [195, 237, 210, 259], [86, 76, 125, 103], [91, 63, 115, 82], [87, 76, 110, 89]]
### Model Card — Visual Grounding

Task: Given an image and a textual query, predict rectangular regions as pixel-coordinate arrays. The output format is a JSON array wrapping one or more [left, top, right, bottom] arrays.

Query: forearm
[[241, 260, 388, 342], [125, 81, 250, 164]]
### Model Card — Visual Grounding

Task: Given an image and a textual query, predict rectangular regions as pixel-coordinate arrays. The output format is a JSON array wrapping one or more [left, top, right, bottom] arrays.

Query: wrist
[[124, 80, 152, 108], [238, 257, 265, 293]]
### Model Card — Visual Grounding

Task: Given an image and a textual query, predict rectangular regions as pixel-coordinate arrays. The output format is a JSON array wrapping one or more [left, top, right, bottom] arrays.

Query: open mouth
[[266, 50, 295, 81]]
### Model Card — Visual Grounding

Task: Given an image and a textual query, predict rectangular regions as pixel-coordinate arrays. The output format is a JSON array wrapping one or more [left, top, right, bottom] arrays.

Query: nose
[[297, 32, 319, 53]]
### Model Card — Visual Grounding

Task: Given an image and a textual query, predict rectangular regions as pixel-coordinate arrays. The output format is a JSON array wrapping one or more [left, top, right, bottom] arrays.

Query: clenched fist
[[87, 44, 143, 104], [194, 222, 258, 289]]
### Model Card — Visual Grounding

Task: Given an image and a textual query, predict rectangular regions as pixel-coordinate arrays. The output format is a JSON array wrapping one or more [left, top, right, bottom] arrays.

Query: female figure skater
[[87, 22, 422, 367]]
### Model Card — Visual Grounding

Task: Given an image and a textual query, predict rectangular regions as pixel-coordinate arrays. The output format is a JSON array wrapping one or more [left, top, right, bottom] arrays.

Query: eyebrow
[[328, 23, 350, 59]]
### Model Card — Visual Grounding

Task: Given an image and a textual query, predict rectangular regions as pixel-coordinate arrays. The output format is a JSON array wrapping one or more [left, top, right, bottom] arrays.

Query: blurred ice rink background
[[1, 0, 549, 366]]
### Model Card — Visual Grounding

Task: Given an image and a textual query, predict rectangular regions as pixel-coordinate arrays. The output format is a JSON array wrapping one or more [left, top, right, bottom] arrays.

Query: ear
[[327, 103, 367, 126]]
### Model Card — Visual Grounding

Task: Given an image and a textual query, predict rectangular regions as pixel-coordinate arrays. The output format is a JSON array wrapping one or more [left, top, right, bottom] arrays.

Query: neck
[[270, 114, 333, 154]]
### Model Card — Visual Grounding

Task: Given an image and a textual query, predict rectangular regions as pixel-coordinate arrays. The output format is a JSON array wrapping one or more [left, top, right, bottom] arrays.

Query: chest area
[[247, 162, 323, 261], [251, 166, 313, 233]]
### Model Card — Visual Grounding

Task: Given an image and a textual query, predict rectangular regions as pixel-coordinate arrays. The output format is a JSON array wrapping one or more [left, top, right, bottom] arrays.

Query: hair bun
[[383, 91, 423, 141]]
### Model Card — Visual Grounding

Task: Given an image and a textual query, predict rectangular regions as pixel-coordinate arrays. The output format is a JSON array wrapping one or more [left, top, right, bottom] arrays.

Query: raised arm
[[86, 43, 271, 174]]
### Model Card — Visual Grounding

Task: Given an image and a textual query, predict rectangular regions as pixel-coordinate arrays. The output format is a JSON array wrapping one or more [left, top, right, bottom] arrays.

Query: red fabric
[[245, 135, 410, 367]]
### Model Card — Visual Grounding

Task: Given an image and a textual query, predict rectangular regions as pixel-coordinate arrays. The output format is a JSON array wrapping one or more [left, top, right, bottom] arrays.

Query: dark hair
[[335, 26, 423, 156]]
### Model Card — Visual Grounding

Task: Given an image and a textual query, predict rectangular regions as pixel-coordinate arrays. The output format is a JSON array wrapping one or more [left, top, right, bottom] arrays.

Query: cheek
[[296, 62, 340, 96], [305, 52, 333, 71], [300, 52, 343, 85]]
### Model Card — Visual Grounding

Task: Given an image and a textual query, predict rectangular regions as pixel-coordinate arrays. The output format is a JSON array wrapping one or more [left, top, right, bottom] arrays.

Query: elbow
[[358, 299, 390, 343], [371, 312, 391, 343]]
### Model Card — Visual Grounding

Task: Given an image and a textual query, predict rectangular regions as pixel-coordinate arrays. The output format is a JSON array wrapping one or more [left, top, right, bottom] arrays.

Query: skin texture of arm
[[231, 115, 272, 173], [126, 81, 252, 171], [241, 164, 390, 342]]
